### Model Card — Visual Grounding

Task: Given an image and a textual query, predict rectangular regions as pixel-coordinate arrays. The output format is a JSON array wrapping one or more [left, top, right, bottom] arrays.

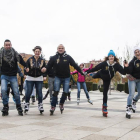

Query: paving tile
[[133, 126, 140, 132], [118, 131, 140, 140], [30, 122, 61, 127], [75, 126, 103, 132], [8, 130, 54, 140], [82, 134, 118, 140], [48, 130, 93, 140], [94, 127, 131, 137], [0, 123, 19, 130], [40, 138, 61, 140]]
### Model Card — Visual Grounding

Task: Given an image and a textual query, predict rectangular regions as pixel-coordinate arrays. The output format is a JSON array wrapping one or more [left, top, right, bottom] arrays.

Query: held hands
[[41, 67, 47, 73], [82, 71, 87, 76], [24, 75, 26, 79], [26, 68, 29, 72], [43, 77, 47, 81]]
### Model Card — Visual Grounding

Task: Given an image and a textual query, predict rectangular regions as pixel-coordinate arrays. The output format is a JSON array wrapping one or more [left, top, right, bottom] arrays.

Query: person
[[86, 50, 126, 117], [43, 56, 55, 102], [124, 47, 140, 119], [71, 63, 93, 105], [42, 89, 49, 100], [0, 39, 26, 116], [17, 66, 24, 95], [7, 65, 24, 103], [47, 44, 84, 115], [66, 75, 75, 101], [22, 79, 36, 104], [24, 46, 46, 114]]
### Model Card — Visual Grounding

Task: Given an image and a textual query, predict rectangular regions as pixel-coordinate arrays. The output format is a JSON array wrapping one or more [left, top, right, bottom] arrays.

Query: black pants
[[93, 72, 111, 104], [7, 84, 14, 97], [19, 77, 24, 93], [103, 80, 111, 104]]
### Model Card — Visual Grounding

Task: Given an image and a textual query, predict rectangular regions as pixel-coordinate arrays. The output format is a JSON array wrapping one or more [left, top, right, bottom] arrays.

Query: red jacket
[[71, 64, 93, 82]]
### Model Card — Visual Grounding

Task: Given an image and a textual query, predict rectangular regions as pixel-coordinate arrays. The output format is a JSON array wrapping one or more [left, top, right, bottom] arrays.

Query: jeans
[[26, 81, 43, 104], [51, 76, 70, 107], [77, 81, 90, 99], [1, 75, 21, 105], [127, 79, 140, 105], [48, 77, 55, 100]]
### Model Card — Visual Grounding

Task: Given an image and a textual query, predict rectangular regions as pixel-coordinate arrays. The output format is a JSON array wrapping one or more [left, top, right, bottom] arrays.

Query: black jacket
[[87, 61, 126, 80], [26, 56, 46, 77], [46, 66, 55, 78], [47, 52, 82, 78], [124, 57, 140, 79], [1, 55, 26, 76]]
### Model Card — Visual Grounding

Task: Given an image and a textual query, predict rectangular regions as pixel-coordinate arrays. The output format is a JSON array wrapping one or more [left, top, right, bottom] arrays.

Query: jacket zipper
[[35, 59, 37, 77]]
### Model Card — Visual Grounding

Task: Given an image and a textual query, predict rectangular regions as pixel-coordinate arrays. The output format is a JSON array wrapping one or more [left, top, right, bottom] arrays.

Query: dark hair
[[4, 39, 11, 44], [79, 63, 84, 67], [33, 46, 42, 52], [104, 56, 120, 64]]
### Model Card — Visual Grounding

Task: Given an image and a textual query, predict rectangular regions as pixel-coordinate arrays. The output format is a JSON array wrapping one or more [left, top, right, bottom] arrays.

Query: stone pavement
[[0, 88, 140, 140]]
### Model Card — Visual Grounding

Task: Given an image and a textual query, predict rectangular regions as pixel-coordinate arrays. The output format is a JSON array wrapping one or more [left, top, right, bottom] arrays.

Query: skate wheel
[[2, 114, 5, 116], [103, 113, 107, 117], [24, 110, 27, 114], [19, 113, 23, 116], [50, 111, 53, 116], [126, 114, 131, 119]]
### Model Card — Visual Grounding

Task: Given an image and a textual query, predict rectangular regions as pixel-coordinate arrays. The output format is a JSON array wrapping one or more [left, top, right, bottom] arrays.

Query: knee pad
[[53, 91, 59, 97]]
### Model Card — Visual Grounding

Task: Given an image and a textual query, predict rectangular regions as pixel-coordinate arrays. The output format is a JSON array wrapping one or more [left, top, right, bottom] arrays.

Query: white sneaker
[[77, 98, 80, 105], [24, 103, 29, 111], [126, 106, 132, 115], [87, 99, 93, 105], [132, 100, 136, 113], [38, 103, 44, 112]]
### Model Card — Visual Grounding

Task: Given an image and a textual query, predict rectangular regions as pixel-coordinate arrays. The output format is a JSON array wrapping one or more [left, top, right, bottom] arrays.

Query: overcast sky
[[0, 0, 140, 63]]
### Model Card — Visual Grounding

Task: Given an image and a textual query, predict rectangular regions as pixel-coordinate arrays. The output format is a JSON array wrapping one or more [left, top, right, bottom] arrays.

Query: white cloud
[[0, 0, 140, 63]]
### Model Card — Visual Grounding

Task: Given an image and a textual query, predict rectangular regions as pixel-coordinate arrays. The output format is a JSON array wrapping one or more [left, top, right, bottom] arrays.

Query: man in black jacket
[[43, 56, 55, 102], [47, 44, 83, 115], [0, 39, 26, 116]]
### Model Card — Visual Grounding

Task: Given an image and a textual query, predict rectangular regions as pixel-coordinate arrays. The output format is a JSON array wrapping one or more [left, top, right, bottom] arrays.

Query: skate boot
[[16, 104, 23, 116], [38, 103, 44, 114], [50, 106, 55, 115], [132, 100, 137, 113], [66, 96, 67, 101], [24, 103, 29, 114], [102, 103, 108, 117], [1, 104, 9, 116], [59, 104, 64, 114], [68, 96, 71, 101], [68, 92, 71, 101], [87, 99, 93, 105], [31, 96, 35, 105], [77, 98, 80, 105], [126, 106, 132, 119]]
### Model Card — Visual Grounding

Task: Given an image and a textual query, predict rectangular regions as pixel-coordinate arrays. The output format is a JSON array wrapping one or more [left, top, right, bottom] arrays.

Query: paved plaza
[[0, 88, 140, 140]]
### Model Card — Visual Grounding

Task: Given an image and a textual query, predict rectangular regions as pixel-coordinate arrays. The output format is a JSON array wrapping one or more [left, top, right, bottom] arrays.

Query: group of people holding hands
[[0, 39, 140, 119]]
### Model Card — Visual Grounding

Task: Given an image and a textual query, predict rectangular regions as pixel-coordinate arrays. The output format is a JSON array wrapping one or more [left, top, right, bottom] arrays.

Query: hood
[[107, 60, 116, 66], [56, 51, 67, 57]]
